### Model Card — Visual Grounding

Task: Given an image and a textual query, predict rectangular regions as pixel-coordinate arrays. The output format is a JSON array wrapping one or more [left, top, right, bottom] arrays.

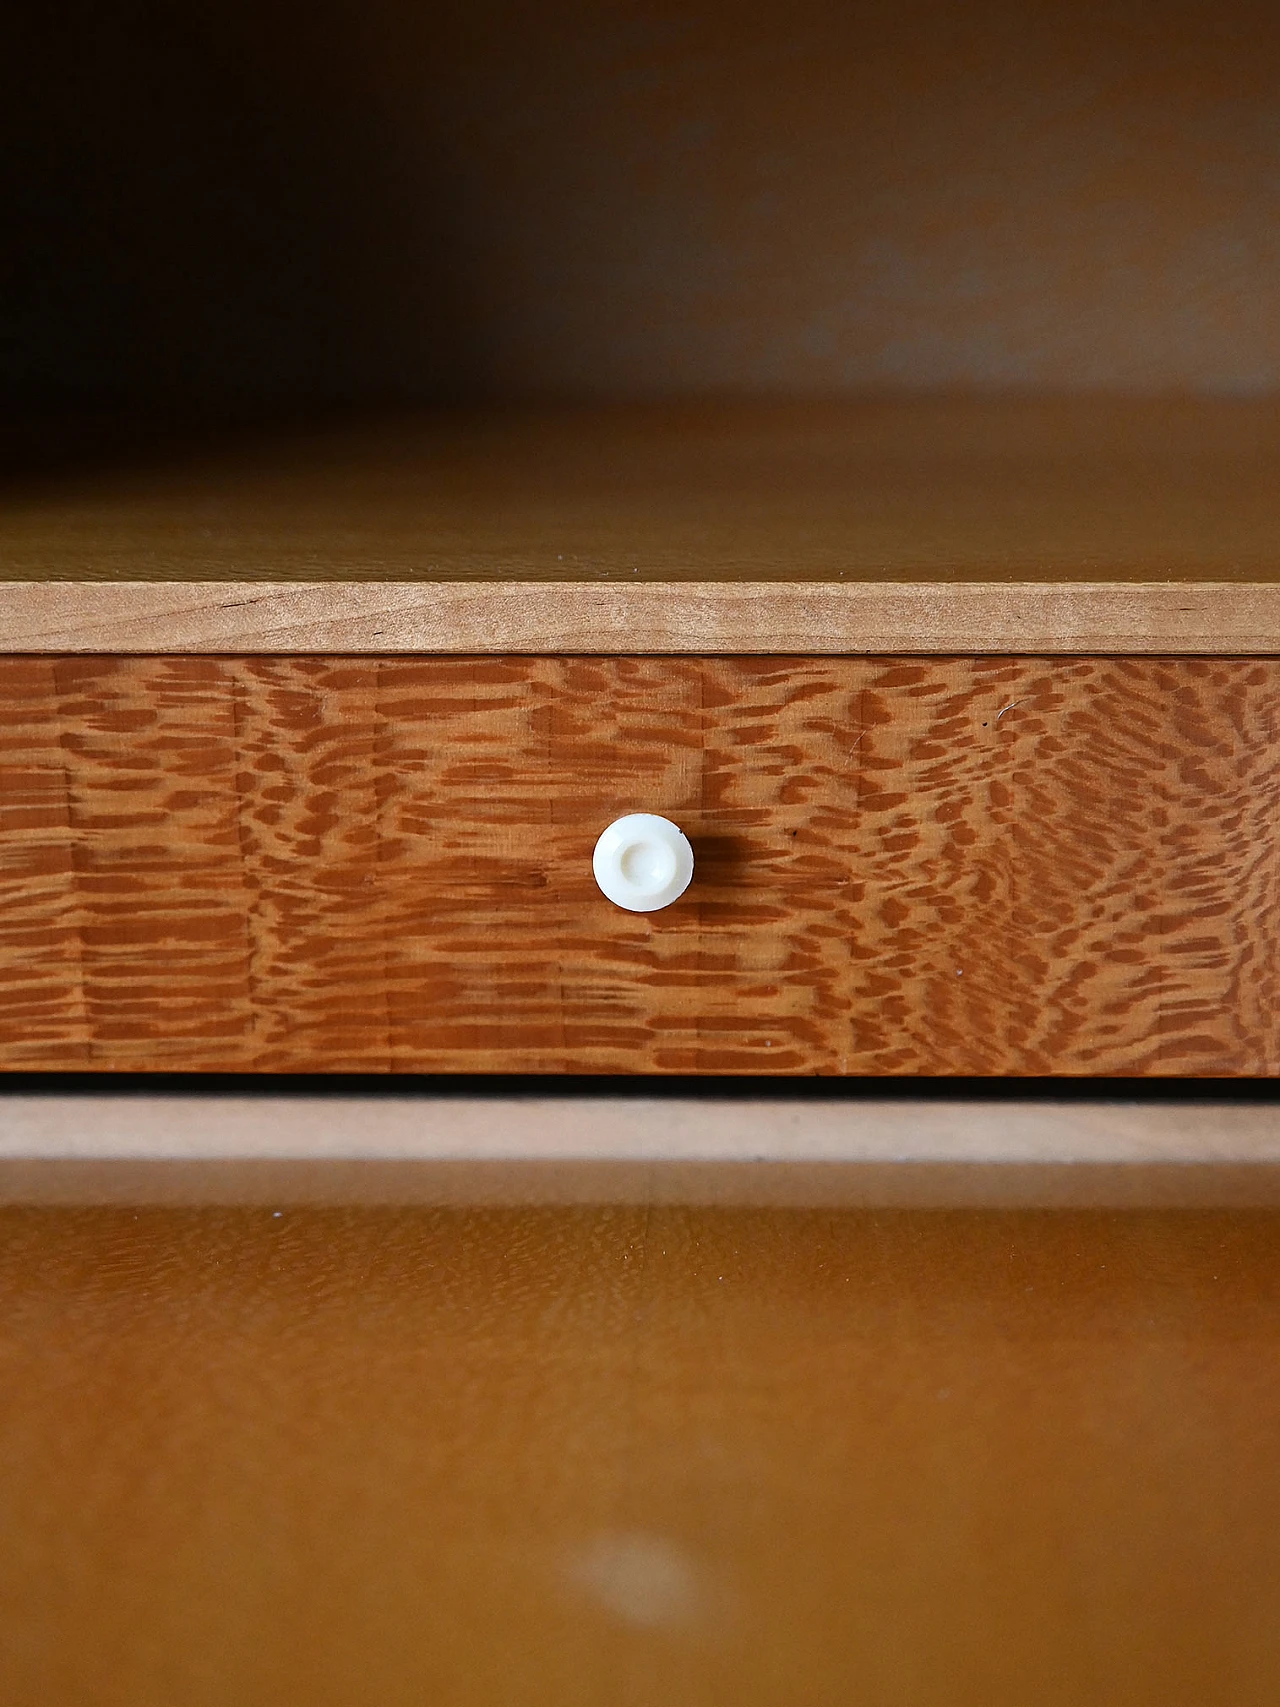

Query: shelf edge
[[4, 1095, 1280, 1205], [1, 580, 1279, 653]]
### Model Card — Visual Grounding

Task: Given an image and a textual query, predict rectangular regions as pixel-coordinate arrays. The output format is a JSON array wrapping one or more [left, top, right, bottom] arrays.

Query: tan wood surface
[[3, 654, 1276, 1076], [8, 402, 1280, 651], [10, 399, 1280, 589], [7, 579, 1280, 655], [3, 1204, 1280, 1707], [5, 1095, 1280, 1206], [2, 405, 1280, 582]]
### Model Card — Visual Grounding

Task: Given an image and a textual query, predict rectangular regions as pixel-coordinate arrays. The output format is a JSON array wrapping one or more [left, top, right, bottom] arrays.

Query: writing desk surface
[[4, 1203, 1280, 1707], [3, 398, 1279, 651], [3, 396, 1279, 585]]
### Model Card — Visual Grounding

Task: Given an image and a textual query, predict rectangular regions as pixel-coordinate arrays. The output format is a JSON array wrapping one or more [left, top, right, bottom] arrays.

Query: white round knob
[[593, 813, 694, 913]]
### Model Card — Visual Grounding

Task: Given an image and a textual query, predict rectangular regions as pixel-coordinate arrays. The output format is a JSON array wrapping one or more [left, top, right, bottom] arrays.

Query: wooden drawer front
[[1, 656, 1276, 1076]]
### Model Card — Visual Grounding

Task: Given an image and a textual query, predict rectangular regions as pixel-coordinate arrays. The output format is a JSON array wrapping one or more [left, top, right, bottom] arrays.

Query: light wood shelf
[[4, 1094, 1279, 1205], [3, 398, 1280, 652]]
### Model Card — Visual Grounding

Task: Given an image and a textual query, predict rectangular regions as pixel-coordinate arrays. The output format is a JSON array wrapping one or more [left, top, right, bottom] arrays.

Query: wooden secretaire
[[3, 399, 1278, 1075], [7, 0, 1280, 1081]]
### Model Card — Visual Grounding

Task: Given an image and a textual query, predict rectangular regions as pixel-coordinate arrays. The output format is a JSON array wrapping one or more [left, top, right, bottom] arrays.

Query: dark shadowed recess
[[0, 0, 468, 496], [0, 1074, 1276, 1101], [1, 0, 467, 490], [0, 1, 475, 416], [5, 0, 1280, 492]]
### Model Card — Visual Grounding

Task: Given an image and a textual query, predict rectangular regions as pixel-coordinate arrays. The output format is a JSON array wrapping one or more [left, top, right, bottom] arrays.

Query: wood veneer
[[7, 579, 1280, 656], [6, 400, 1280, 587], [5, 1094, 1280, 1205], [5, 401, 1280, 651], [4, 1206, 1280, 1706], [3, 654, 1276, 1076]]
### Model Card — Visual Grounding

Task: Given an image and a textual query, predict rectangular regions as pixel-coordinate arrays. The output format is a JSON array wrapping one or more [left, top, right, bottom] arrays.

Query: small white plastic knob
[[593, 813, 694, 913]]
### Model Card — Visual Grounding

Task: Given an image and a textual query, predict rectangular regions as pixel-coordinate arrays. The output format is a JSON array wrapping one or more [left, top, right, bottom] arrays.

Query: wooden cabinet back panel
[[1, 656, 1276, 1075]]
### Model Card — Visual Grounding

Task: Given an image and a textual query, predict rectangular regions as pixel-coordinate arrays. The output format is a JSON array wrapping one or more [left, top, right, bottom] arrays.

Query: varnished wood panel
[[4, 1206, 1280, 1706], [2, 655, 1277, 1075], [4, 400, 1280, 586]]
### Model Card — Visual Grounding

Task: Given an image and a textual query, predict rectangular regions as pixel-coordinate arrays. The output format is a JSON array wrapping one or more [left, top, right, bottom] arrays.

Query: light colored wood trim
[[3, 1096, 1279, 1205], [3, 580, 1280, 653]]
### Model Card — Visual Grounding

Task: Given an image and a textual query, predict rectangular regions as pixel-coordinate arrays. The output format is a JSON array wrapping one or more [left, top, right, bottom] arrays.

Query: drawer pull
[[593, 814, 694, 913]]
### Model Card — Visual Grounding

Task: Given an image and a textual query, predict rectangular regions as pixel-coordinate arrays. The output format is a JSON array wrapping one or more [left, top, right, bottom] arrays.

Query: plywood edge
[[1, 580, 1279, 653], [3, 1095, 1280, 1205]]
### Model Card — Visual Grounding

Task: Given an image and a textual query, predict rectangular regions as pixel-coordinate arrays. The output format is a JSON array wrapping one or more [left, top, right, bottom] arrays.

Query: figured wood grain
[[4, 1207, 1280, 1707], [2, 656, 1277, 1076], [3, 400, 1280, 586]]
